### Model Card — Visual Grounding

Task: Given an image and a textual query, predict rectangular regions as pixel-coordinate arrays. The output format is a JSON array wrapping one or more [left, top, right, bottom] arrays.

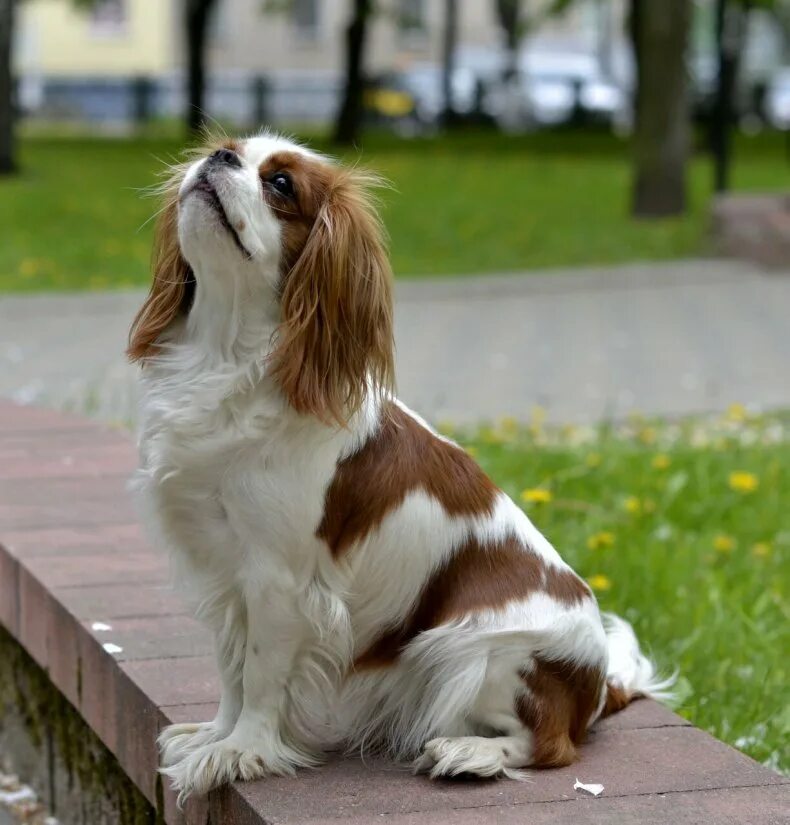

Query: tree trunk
[[0, 0, 15, 175], [333, 0, 371, 146], [495, 0, 520, 82], [630, 0, 692, 218], [441, 0, 458, 126], [710, 0, 749, 193], [596, 0, 614, 79], [185, 0, 217, 136]]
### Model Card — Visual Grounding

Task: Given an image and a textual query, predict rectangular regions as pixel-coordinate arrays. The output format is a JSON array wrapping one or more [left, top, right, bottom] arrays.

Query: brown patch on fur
[[354, 532, 592, 669], [517, 657, 606, 768], [262, 152, 395, 426], [318, 403, 498, 557], [127, 188, 193, 361], [546, 566, 593, 604], [600, 681, 632, 718]]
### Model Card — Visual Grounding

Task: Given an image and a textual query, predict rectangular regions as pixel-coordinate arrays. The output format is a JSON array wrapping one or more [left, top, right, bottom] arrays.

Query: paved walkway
[[1, 259, 788, 425], [2, 399, 788, 824]]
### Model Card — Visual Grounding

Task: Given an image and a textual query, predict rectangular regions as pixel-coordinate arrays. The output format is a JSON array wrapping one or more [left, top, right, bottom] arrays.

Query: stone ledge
[[711, 193, 790, 269], [0, 400, 787, 824]]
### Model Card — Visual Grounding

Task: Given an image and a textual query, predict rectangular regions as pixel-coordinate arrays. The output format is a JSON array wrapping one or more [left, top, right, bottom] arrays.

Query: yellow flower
[[585, 452, 602, 468], [713, 534, 735, 553], [437, 420, 456, 437], [530, 405, 547, 426], [728, 471, 759, 493], [638, 426, 657, 445], [498, 416, 519, 436], [480, 427, 503, 445], [751, 542, 771, 558], [561, 424, 578, 442], [587, 531, 616, 550], [587, 574, 612, 592], [624, 496, 641, 515], [19, 258, 39, 277], [652, 453, 671, 470], [521, 488, 553, 505], [465, 446, 478, 458], [726, 402, 748, 423]]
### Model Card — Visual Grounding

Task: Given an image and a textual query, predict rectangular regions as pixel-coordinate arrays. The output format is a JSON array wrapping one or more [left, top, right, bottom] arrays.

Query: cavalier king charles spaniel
[[128, 133, 672, 803]]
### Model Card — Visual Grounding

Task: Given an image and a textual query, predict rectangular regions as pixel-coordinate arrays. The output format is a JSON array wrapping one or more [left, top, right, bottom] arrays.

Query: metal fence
[[19, 71, 344, 129]]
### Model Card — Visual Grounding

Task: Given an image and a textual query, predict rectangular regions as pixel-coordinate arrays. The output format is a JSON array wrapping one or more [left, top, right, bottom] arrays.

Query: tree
[[495, 0, 522, 81], [334, 0, 373, 146], [2, 0, 102, 176], [630, 0, 692, 217], [441, 0, 458, 125], [710, 0, 751, 193], [0, 0, 15, 175], [185, 0, 219, 135]]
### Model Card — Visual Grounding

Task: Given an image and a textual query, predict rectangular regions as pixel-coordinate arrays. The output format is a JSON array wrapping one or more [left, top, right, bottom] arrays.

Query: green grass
[[0, 129, 788, 291], [449, 408, 789, 774]]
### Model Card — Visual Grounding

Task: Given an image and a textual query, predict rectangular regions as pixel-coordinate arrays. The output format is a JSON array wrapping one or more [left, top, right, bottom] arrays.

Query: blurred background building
[[14, 0, 786, 132]]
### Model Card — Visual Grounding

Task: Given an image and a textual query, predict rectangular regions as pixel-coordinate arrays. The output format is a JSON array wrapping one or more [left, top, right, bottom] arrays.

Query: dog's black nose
[[209, 148, 242, 168]]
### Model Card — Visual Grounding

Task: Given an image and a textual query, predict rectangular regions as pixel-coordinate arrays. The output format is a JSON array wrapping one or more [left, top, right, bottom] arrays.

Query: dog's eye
[[268, 172, 294, 198]]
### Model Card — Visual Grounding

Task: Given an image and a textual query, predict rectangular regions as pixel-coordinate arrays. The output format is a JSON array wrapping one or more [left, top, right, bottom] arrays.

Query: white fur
[[601, 613, 678, 704], [134, 134, 670, 803]]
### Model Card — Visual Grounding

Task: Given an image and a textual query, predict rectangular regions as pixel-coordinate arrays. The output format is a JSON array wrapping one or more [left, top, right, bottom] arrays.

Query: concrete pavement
[[1, 259, 788, 425]]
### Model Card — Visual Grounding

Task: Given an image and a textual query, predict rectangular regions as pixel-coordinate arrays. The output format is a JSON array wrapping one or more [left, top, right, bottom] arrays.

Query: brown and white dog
[[128, 134, 672, 803]]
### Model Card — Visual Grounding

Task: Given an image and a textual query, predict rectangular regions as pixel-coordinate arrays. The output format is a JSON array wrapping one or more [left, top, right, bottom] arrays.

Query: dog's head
[[128, 134, 394, 425]]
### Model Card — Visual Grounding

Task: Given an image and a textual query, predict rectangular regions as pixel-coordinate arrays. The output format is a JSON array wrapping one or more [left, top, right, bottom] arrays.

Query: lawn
[[449, 407, 789, 775], [0, 129, 787, 291]]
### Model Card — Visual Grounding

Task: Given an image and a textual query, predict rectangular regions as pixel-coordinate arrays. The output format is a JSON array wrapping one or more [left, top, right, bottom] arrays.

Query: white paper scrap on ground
[[91, 621, 112, 631], [574, 778, 604, 797], [0, 786, 37, 804], [103, 642, 123, 654]]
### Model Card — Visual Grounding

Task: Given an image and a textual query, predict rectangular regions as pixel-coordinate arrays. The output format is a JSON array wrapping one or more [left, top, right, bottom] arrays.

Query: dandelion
[[587, 531, 616, 551], [19, 258, 39, 277], [585, 452, 602, 468], [728, 471, 759, 493], [638, 426, 657, 445], [530, 405, 547, 427], [624, 496, 641, 515], [480, 427, 503, 446], [726, 403, 748, 423], [713, 534, 736, 553], [521, 488, 552, 505], [652, 454, 671, 470], [587, 574, 612, 592], [498, 416, 519, 436], [560, 424, 578, 443], [528, 405, 547, 438], [751, 542, 771, 558], [437, 420, 456, 437]]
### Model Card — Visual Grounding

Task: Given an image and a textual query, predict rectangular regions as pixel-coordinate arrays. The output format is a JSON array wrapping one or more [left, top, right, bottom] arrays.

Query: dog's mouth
[[182, 177, 251, 259]]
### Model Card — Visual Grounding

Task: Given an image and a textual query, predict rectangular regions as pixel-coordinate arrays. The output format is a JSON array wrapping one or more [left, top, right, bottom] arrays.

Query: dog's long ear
[[127, 195, 193, 362], [271, 169, 395, 426]]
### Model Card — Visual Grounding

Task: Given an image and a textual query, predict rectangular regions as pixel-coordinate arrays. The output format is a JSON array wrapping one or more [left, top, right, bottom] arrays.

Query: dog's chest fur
[[134, 352, 359, 591]]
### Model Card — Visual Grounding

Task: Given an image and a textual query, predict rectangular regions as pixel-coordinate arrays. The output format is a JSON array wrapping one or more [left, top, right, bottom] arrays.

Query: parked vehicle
[[765, 67, 790, 129], [486, 51, 629, 132], [363, 64, 484, 135]]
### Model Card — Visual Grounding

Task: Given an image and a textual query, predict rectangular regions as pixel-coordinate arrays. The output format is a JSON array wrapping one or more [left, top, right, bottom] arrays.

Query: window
[[292, 0, 319, 39], [89, 0, 128, 36], [398, 0, 426, 36]]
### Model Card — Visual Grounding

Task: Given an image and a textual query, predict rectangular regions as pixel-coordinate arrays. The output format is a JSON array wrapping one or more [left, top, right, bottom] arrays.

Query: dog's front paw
[[158, 721, 224, 767], [161, 733, 317, 804]]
